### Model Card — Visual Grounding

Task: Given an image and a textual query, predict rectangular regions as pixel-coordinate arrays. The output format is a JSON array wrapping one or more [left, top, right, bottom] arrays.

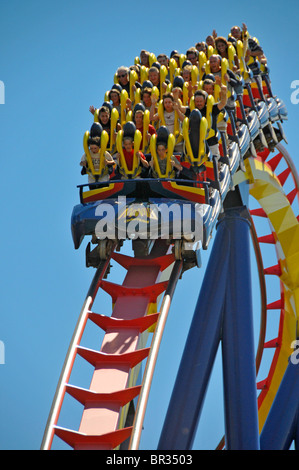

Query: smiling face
[[99, 111, 109, 125], [148, 70, 159, 86], [157, 55, 168, 67], [117, 70, 129, 85], [216, 41, 227, 55], [209, 55, 221, 72], [194, 95, 206, 110]]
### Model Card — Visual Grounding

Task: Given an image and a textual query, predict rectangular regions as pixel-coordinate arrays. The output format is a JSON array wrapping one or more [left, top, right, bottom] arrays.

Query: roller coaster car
[[227, 114, 251, 159], [267, 96, 280, 122], [243, 80, 287, 150], [73, 73, 287, 271], [236, 93, 269, 154], [71, 113, 233, 271], [254, 100, 275, 147], [237, 99, 260, 142], [261, 96, 288, 148], [220, 137, 241, 177], [265, 93, 288, 130], [72, 181, 212, 271], [237, 81, 287, 153], [260, 73, 288, 122], [276, 97, 288, 121]]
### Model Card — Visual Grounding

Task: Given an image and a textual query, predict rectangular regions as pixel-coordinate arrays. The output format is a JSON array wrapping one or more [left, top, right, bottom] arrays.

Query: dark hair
[[162, 92, 174, 102], [215, 36, 229, 56], [194, 89, 208, 100], [99, 105, 110, 116], [195, 41, 207, 52], [88, 135, 101, 147], [203, 78, 215, 87], [108, 88, 120, 100], [157, 53, 169, 61], [148, 66, 160, 74], [186, 47, 198, 58], [141, 87, 153, 99], [215, 36, 228, 47]]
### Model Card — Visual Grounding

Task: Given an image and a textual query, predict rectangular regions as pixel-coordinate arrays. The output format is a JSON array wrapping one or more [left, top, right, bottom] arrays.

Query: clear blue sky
[[0, 0, 298, 450]]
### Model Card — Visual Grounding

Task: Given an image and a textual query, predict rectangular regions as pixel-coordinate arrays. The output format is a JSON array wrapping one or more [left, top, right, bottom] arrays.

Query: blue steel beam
[[220, 207, 260, 450], [296, 410, 299, 450], [158, 206, 260, 450], [260, 357, 299, 450], [158, 213, 230, 450]]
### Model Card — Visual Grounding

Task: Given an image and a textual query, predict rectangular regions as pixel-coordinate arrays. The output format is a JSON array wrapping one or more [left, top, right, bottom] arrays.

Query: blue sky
[[0, 0, 299, 450]]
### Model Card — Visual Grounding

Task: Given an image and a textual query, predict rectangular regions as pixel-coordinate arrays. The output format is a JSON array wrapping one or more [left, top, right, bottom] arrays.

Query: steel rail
[[40, 257, 111, 450]]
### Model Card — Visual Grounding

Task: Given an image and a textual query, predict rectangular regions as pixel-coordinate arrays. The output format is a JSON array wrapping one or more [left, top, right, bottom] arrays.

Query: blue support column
[[158, 205, 260, 450], [295, 410, 299, 451], [221, 207, 260, 450], [158, 216, 231, 450], [260, 358, 299, 450]]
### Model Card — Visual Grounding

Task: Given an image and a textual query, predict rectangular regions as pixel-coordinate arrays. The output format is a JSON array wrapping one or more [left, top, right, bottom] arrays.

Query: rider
[[80, 135, 115, 185]]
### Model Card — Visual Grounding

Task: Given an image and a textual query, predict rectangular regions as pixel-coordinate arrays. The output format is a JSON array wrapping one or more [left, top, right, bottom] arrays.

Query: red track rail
[[41, 241, 180, 450]]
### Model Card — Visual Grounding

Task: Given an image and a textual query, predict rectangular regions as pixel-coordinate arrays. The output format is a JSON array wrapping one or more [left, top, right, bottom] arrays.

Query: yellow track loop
[[239, 155, 299, 432]]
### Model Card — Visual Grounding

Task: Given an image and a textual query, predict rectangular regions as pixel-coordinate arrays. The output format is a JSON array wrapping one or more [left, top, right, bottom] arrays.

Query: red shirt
[[136, 124, 157, 148], [122, 148, 146, 171]]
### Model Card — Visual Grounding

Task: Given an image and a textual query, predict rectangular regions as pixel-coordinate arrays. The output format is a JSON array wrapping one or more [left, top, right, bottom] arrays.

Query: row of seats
[[81, 23, 275, 187]]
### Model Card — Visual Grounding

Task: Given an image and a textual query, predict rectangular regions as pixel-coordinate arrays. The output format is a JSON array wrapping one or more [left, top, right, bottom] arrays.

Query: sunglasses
[[118, 74, 127, 78]]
